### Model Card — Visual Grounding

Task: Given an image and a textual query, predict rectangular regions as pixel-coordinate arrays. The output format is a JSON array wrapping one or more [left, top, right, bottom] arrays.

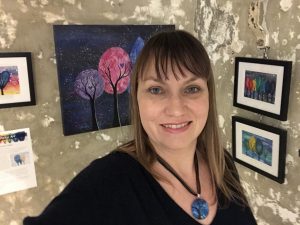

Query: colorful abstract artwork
[[0, 53, 35, 109], [234, 57, 292, 121], [0, 66, 20, 95], [244, 70, 277, 104], [232, 116, 287, 183], [53, 25, 174, 135]]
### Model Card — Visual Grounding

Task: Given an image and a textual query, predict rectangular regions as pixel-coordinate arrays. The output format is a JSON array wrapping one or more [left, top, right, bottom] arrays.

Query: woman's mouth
[[161, 121, 191, 129]]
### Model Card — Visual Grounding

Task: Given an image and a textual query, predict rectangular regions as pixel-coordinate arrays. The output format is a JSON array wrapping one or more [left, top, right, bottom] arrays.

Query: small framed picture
[[0, 52, 35, 109], [232, 116, 287, 183], [233, 57, 292, 121]]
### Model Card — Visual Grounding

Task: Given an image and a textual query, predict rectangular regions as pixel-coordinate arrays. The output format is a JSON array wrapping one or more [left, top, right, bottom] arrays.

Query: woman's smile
[[160, 121, 192, 133]]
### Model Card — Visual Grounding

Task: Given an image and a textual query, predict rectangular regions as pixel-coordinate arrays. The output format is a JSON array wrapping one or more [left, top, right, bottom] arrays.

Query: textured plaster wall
[[195, 0, 300, 224], [0, 0, 196, 225], [0, 0, 299, 225]]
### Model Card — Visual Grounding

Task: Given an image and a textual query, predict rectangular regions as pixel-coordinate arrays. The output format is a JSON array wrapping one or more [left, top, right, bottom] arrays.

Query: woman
[[24, 30, 257, 225]]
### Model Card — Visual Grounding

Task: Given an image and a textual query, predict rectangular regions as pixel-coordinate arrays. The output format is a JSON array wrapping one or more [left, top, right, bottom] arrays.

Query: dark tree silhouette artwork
[[0, 70, 10, 95], [98, 47, 132, 127], [53, 25, 174, 135], [74, 69, 104, 129]]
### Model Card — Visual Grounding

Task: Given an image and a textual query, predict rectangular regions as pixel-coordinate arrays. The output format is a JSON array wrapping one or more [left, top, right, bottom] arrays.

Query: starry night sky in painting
[[53, 25, 175, 135]]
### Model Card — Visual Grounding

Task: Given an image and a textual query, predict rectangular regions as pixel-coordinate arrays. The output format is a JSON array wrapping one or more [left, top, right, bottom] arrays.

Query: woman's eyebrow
[[142, 75, 204, 84], [142, 76, 164, 83], [183, 77, 203, 84]]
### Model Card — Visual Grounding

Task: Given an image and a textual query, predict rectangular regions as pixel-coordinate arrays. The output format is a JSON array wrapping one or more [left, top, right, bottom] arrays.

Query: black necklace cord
[[156, 152, 201, 198], [194, 153, 201, 197]]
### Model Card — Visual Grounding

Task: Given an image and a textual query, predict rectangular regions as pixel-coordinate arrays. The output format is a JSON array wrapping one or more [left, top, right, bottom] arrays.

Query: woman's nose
[[164, 94, 186, 117]]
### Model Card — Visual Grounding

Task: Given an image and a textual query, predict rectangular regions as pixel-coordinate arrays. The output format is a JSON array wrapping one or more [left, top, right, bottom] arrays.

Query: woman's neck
[[153, 145, 197, 177]]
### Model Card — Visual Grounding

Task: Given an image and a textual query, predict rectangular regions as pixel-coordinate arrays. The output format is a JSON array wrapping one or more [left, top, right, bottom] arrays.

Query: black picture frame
[[233, 57, 292, 121], [232, 116, 287, 183], [0, 52, 35, 108]]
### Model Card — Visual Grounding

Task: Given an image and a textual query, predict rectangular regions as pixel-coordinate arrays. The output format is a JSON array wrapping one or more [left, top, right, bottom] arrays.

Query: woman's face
[[137, 61, 209, 153]]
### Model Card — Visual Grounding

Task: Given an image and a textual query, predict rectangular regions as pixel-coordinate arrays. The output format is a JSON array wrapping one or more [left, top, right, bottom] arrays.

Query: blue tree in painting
[[130, 36, 144, 64], [98, 47, 132, 127], [255, 138, 264, 161], [74, 69, 104, 129], [0, 70, 10, 95], [126, 36, 145, 93]]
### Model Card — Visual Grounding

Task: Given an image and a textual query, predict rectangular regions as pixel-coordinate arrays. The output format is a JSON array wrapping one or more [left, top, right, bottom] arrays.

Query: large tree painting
[[54, 25, 174, 135]]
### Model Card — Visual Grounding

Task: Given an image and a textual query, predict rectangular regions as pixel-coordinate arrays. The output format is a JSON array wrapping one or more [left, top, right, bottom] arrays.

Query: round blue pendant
[[191, 198, 209, 220]]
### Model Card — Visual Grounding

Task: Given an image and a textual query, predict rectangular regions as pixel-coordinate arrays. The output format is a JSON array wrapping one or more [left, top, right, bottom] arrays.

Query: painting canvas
[[244, 70, 277, 104], [241, 130, 273, 166], [0, 66, 19, 95], [53, 25, 175, 136], [232, 116, 287, 183], [0, 52, 35, 109]]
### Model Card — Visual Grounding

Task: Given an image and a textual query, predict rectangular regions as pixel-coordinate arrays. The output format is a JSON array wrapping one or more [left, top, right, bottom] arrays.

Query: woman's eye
[[148, 87, 163, 94], [185, 86, 200, 94]]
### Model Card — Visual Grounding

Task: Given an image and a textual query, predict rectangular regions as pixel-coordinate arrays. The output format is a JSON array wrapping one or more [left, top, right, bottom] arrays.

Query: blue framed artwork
[[232, 116, 287, 183], [233, 57, 292, 121], [53, 25, 175, 135]]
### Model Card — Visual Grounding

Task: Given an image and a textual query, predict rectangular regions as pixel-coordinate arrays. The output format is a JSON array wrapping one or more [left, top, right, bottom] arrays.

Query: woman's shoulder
[[59, 151, 143, 197], [23, 152, 143, 225], [76, 151, 141, 183], [86, 151, 139, 174]]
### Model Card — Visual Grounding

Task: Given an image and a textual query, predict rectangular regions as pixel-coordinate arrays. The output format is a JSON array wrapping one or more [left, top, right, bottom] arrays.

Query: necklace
[[156, 153, 209, 220]]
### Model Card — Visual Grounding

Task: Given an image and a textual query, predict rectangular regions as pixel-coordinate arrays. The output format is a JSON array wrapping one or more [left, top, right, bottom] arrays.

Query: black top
[[23, 152, 257, 225]]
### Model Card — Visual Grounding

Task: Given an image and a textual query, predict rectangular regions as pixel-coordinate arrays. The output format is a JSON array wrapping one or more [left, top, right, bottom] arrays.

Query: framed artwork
[[53, 24, 175, 136], [0, 52, 35, 108], [233, 57, 292, 121], [232, 116, 287, 183]]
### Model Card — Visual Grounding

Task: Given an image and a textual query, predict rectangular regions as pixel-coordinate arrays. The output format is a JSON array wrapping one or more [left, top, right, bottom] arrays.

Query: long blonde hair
[[118, 30, 248, 207]]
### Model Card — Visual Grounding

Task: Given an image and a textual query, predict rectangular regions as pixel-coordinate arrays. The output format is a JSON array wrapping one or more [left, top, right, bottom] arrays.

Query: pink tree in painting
[[98, 47, 132, 126], [74, 69, 104, 129]]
